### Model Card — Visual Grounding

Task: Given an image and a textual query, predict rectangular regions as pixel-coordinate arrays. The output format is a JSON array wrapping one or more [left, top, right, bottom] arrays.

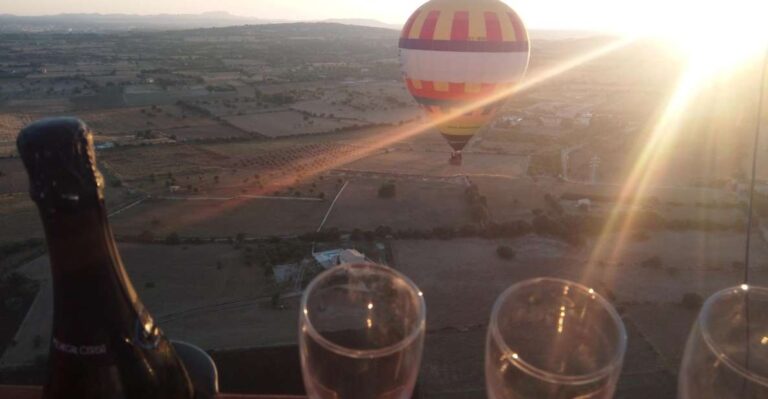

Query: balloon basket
[[449, 152, 463, 166]]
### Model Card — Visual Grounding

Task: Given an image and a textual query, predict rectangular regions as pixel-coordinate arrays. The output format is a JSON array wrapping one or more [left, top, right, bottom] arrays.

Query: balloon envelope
[[399, 0, 530, 151]]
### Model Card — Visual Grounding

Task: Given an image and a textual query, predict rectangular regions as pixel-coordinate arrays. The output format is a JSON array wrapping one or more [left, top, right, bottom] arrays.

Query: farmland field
[[0, 158, 26, 195], [223, 110, 359, 137], [0, 114, 28, 142], [324, 178, 471, 231], [1, 242, 284, 367], [110, 197, 328, 238], [0, 195, 42, 243], [342, 150, 530, 178]]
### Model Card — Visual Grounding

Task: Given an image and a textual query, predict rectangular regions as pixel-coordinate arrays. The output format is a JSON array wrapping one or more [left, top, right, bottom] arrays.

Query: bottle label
[[53, 337, 107, 356]]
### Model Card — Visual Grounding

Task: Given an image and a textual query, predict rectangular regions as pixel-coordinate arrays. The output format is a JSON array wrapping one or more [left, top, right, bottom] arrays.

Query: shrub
[[378, 182, 396, 198], [681, 293, 703, 309], [641, 255, 663, 269], [544, 193, 564, 215], [165, 232, 181, 245], [470, 204, 488, 223], [496, 245, 516, 260], [138, 230, 155, 242]]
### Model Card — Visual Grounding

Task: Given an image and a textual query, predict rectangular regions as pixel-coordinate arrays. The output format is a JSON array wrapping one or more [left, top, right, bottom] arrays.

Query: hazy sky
[[0, 0, 691, 32], [2, 0, 765, 35]]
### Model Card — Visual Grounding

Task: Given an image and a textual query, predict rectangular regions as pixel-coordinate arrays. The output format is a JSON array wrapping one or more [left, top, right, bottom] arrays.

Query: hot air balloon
[[399, 0, 530, 164]]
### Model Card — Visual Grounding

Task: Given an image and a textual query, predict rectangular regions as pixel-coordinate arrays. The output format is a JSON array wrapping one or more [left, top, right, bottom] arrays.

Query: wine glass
[[486, 278, 627, 399], [679, 284, 768, 398], [299, 262, 426, 399]]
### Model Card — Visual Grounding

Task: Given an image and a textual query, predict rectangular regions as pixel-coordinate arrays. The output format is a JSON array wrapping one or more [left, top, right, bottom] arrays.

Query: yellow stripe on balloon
[[497, 11, 517, 41], [433, 8, 455, 40], [433, 81, 450, 92], [464, 82, 482, 93], [440, 125, 485, 135], [409, 10, 430, 39], [468, 9, 487, 41]]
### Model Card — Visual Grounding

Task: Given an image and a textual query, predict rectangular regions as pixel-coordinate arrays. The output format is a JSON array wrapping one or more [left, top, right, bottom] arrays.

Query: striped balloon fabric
[[399, 0, 530, 152]]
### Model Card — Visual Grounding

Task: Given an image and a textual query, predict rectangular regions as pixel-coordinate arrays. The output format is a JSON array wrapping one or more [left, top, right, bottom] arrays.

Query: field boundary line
[[153, 194, 323, 202], [316, 180, 349, 232], [108, 197, 146, 217]]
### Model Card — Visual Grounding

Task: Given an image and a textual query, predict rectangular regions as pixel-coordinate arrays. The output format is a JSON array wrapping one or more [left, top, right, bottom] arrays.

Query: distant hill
[[171, 22, 400, 41], [322, 19, 401, 30], [0, 11, 283, 33], [0, 12, 605, 41], [0, 12, 402, 33]]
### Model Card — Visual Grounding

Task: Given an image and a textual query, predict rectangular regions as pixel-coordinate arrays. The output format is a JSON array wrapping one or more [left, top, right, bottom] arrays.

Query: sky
[[0, 0, 712, 32], [2, 0, 767, 36]]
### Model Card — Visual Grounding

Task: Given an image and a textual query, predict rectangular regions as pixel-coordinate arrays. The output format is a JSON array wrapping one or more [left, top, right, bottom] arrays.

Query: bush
[[470, 204, 488, 223], [544, 193, 564, 215], [496, 245, 516, 260], [532, 214, 561, 236], [681, 293, 703, 309], [138, 230, 155, 242], [165, 232, 181, 245], [378, 182, 396, 199], [641, 255, 663, 269]]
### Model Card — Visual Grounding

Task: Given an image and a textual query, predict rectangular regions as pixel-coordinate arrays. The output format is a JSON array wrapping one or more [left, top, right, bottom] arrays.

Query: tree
[[271, 293, 282, 309], [378, 182, 396, 199], [165, 232, 181, 245], [497, 245, 516, 260], [681, 293, 703, 309], [641, 255, 663, 269], [138, 230, 155, 242], [470, 204, 488, 224]]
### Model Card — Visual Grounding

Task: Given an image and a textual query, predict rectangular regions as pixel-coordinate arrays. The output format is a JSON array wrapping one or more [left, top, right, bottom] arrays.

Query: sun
[[650, 1, 768, 74]]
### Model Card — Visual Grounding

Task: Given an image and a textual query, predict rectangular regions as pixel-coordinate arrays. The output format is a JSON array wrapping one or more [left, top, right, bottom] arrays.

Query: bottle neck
[[40, 200, 144, 341], [44, 203, 116, 274]]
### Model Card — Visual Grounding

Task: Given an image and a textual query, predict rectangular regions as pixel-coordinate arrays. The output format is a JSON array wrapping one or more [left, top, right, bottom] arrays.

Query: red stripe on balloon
[[420, 10, 441, 40], [484, 12, 502, 42], [401, 10, 421, 39], [451, 11, 469, 41], [398, 38, 528, 52], [405, 80, 503, 101], [508, 11, 527, 42], [449, 82, 465, 95], [422, 80, 435, 94]]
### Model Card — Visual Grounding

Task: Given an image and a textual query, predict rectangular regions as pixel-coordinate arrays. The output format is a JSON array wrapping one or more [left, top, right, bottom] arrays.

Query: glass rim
[[698, 284, 768, 387], [300, 262, 426, 359], [488, 277, 628, 385]]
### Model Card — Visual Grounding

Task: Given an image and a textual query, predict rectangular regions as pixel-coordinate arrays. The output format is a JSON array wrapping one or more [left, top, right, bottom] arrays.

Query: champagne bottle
[[18, 117, 195, 399]]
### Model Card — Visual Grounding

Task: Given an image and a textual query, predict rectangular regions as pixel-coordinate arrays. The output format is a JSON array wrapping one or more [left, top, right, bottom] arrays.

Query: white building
[[312, 248, 369, 269]]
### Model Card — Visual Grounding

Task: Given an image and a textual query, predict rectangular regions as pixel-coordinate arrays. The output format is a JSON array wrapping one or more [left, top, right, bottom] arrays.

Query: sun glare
[[579, 0, 768, 286], [650, 1, 768, 73]]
